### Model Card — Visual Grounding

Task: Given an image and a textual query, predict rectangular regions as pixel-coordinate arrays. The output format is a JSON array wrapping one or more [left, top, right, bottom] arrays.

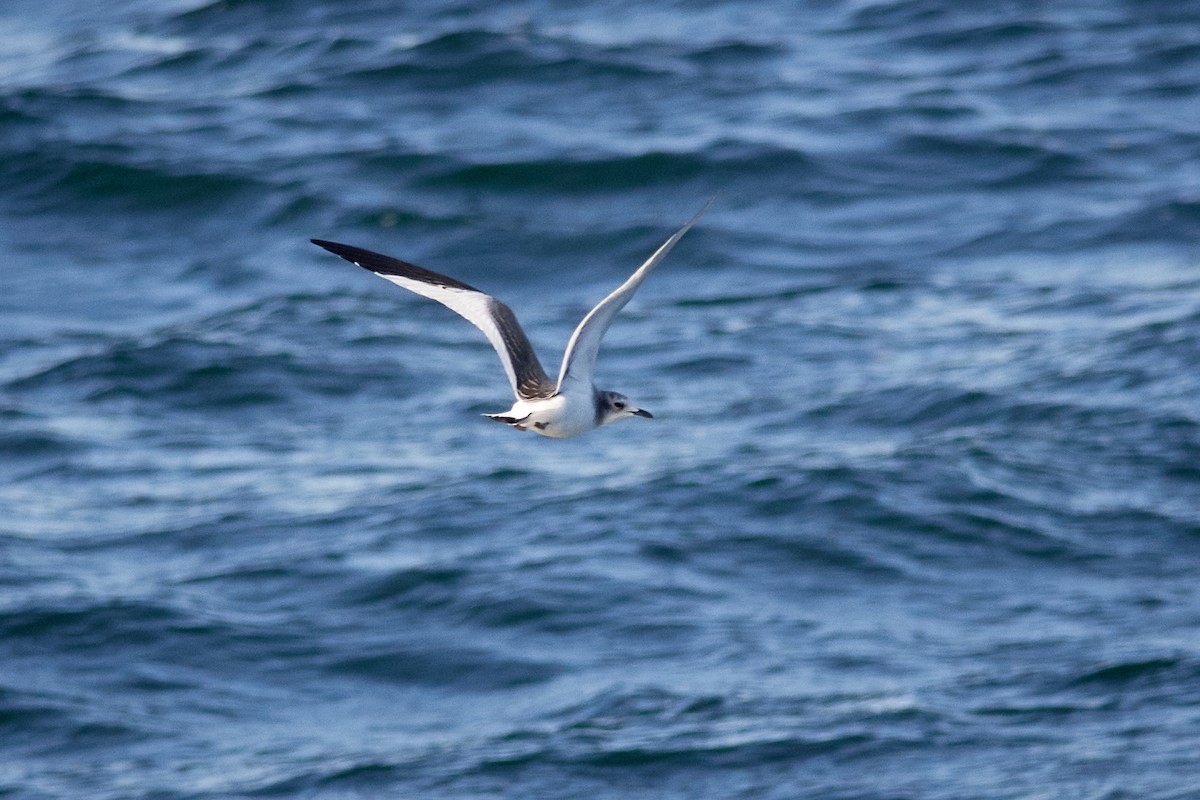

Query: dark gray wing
[[312, 239, 556, 400]]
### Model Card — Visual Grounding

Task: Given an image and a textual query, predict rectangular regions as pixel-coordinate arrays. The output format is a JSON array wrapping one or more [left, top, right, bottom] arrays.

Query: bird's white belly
[[507, 393, 596, 439]]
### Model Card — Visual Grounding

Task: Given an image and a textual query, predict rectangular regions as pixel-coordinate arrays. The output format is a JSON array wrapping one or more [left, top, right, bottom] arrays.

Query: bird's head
[[597, 391, 653, 426]]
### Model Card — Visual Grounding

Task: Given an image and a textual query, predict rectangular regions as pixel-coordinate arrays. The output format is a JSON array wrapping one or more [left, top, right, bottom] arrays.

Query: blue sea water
[[3, 1, 1200, 797]]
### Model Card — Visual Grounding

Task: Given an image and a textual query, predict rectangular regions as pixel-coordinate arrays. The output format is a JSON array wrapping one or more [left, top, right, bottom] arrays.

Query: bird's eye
[[614, 401, 625, 409]]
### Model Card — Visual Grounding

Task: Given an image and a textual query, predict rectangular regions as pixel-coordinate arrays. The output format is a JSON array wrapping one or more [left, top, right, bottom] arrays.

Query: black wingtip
[[310, 238, 375, 269], [309, 237, 483, 292]]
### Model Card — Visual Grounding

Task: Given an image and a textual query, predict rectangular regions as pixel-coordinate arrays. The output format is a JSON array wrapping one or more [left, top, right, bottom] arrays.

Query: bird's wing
[[312, 239, 556, 400], [555, 200, 711, 392]]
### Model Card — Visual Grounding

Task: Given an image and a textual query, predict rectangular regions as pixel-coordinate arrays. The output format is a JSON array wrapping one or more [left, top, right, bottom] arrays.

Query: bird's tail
[[483, 412, 531, 427]]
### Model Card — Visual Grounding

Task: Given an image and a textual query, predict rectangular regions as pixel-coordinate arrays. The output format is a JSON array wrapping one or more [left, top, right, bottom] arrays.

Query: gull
[[312, 201, 709, 438]]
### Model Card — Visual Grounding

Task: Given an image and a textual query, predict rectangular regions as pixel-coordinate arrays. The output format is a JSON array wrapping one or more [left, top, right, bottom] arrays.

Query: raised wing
[[556, 200, 711, 392], [312, 239, 556, 400]]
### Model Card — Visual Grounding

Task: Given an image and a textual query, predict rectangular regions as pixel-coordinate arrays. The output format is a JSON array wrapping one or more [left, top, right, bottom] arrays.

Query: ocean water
[[4, 1, 1200, 797]]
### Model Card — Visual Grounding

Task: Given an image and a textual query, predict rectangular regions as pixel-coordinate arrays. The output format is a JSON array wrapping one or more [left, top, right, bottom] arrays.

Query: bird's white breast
[[507, 389, 597, 439]]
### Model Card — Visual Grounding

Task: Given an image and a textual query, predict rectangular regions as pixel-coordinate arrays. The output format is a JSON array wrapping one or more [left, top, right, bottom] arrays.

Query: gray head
[[596, 390, 653, 426]]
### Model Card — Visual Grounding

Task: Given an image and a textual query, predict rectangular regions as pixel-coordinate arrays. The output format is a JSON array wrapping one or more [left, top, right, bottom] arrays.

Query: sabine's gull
[[312, 201, 709, 438]]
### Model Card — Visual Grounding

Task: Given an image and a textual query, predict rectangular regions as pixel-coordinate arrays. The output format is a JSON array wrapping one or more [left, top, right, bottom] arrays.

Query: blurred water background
[[3, 1, 1200, 798]]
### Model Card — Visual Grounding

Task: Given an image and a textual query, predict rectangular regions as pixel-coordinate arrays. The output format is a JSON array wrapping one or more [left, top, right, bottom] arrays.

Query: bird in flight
[[312, 201, 709, 438]]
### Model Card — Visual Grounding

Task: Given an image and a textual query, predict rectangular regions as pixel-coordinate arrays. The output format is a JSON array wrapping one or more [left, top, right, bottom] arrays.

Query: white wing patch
[[556, 200, 711, 392], [374, 273, 515, 384]]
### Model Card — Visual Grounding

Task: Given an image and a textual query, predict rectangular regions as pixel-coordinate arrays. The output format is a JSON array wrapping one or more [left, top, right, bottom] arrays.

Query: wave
[[478, 685, 933, 772], [338, 565, 468, 607], [4, 143, 266, 215], [0, 428, 83, 459], [340, 28, 675, 86], [1068, 656, 1187, 688], [328, 645, 561, 689], [1099, 195, 1200, 244], [417, 140, 818, 194], [9, 335, 299, 407], [0, 599, 184, 650], [4, 297, 427, 412]]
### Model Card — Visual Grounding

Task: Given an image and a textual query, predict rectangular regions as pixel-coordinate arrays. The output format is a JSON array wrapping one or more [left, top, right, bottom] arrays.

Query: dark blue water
[[4, 2, 1200, 797]]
